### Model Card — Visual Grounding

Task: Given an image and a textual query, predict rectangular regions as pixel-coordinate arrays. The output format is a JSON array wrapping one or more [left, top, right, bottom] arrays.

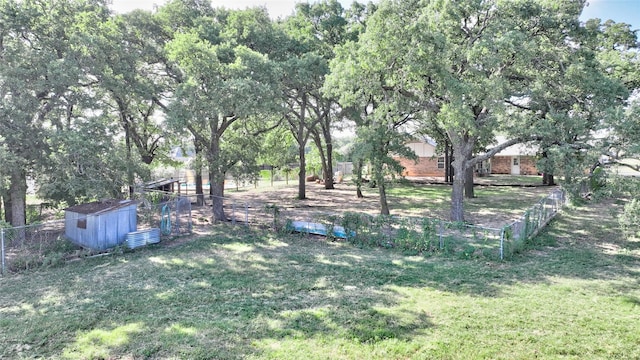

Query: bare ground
[[214, 179, 558, 229]]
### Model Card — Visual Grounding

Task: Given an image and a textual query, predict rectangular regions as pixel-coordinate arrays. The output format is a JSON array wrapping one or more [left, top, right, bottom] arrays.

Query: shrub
[[263, 204, 281, 231], [619, 199, 640, 239]]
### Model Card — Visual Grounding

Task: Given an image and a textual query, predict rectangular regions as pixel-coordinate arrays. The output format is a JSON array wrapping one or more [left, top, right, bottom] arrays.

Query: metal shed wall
[[65, 203, 137, 250]]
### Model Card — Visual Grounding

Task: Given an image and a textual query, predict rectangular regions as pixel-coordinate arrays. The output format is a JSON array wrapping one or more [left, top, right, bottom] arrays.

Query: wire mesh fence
[[275, 212, 505, 259], [1, 188, 566, 275], [1, 193, 195, 276], [500, 189, 566, 258], [179, 194, 283, 229], [171, 189, 567, 260], [135, 191, 193, 236], [182, 195, 507, 259], [1, 220, 70, 275]]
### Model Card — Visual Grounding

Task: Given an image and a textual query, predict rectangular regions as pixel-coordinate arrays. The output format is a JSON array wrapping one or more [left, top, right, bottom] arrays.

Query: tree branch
[[468, 135, 542, 167]]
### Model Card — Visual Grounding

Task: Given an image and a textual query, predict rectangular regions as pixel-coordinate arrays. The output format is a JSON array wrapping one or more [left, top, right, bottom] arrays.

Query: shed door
[[511, 156, 521, 175]]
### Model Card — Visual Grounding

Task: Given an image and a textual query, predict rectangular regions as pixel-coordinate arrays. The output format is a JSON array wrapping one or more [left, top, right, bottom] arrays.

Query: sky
[[580, 0, 640, 30], [111, 0, 640, 29], [110, 0, 352, 18]]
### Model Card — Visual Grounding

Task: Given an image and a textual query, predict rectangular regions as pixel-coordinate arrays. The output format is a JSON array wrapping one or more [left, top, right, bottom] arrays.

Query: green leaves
[[1, 0, 635, 222], [162, 5, 283, 215], [39, 115, 133, 205], [1, 0, 115, 215]]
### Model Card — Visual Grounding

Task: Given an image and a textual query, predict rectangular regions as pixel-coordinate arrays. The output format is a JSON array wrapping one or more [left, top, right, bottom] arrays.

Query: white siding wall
[[407, 142, 437, 157]]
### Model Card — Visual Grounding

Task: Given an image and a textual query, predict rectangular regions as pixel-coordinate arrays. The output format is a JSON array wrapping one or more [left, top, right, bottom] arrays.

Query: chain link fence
[[183, 189, 566, 260], [135, 191, 193, 236], [1, 188, 566, 275], [1, 192, 194, 276], [1, 220, 71, 275], [500, 189, 566, 258], [277, 211, 505, 259], [259, 209, 504, 259]]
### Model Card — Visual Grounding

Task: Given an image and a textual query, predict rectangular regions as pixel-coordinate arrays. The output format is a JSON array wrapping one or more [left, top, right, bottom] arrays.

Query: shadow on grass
[[0, 227, 436, 359], [1, 198, 638, 359], [620, 295, 640, 307], [387, 183, 559, 225]]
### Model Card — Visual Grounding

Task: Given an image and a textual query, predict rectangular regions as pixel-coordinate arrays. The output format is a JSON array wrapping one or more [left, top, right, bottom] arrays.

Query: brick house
[[397, 137, 539, 177], [397, 138, 446, 177], [489, 139, 539, 175]]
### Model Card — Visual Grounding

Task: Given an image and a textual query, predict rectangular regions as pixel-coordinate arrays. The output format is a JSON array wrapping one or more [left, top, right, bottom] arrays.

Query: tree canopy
[[325, 0, 636, 220], [1, 0, 637, 225]]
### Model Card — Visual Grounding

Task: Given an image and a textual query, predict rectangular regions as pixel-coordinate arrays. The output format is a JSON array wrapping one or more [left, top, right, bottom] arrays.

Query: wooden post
[[1, 228, 5, 276]]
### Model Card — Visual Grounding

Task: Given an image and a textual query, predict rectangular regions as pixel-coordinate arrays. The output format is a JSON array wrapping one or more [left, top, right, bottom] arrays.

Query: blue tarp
[[289, 221, 355, 239]]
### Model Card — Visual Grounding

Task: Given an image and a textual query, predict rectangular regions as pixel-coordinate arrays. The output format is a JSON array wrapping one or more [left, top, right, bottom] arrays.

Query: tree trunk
[[311, 130, 335, 190], [451, 158, 465, 222], [3, 195, 12, 224], [448, 132, 475, 222], [289, 95, 310, 200], [194, 146, 204, 206], [317, 140, 329, 183], [210, 170, 226, 222], [208, 129, 227, 222], [543, 173, 555, 186], [540, 151, 555, 186], [195, 172, 204, 205], [320, 125, 335, 190], [444, 139, 453, 183], [376, 171, 390, 215], [297, 140, 307, 200], [324, 140, 334, 190], [354, 158, 364, 198], [124, 122, 135, 199], [9, 168, 27, 227], [464, 163, 475, 199]]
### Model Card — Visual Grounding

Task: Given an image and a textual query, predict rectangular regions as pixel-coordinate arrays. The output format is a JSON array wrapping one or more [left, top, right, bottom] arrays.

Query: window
[[513, 157, 519, 166], [437, 157, 445, 169], [77, 218, 87, 229]]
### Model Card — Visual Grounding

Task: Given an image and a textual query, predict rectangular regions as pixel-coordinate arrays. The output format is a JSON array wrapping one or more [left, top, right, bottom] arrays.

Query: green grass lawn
[[476, 174, 545, 186], [388, 180, 553, 222], [1, 200, 639, 359]]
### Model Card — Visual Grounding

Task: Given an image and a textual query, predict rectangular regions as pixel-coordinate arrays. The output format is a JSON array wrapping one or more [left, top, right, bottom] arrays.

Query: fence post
[[174, 198, 180, 234], [439, 220, 444, 250], [232, 201, 236, 226], [245, 204, 249, 226], [499, 227, 505, 260], [1, 228, 5, 276]]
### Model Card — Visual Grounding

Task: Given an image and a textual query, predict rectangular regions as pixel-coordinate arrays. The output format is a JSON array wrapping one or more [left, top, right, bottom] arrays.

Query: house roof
[[65, 199, 137, 215], [169, 146, 195, 162], [488, 136, 538, 157], [407, 135, 437, 147], [408, 135, 538, 156]]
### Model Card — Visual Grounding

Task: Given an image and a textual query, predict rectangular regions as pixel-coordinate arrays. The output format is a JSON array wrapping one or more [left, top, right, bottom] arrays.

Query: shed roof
[[65, 199, 137, 215], [144, 178, 180, 189]]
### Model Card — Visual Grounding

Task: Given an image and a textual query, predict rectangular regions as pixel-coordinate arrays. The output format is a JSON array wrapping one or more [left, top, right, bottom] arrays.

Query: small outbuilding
[[143, 178, 180, 193], [65, 199, 138, 251]]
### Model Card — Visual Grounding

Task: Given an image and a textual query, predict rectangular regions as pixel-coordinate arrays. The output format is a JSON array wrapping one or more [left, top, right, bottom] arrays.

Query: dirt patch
[[217, 181, 558, 229], [227, 182, 380, 214]]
